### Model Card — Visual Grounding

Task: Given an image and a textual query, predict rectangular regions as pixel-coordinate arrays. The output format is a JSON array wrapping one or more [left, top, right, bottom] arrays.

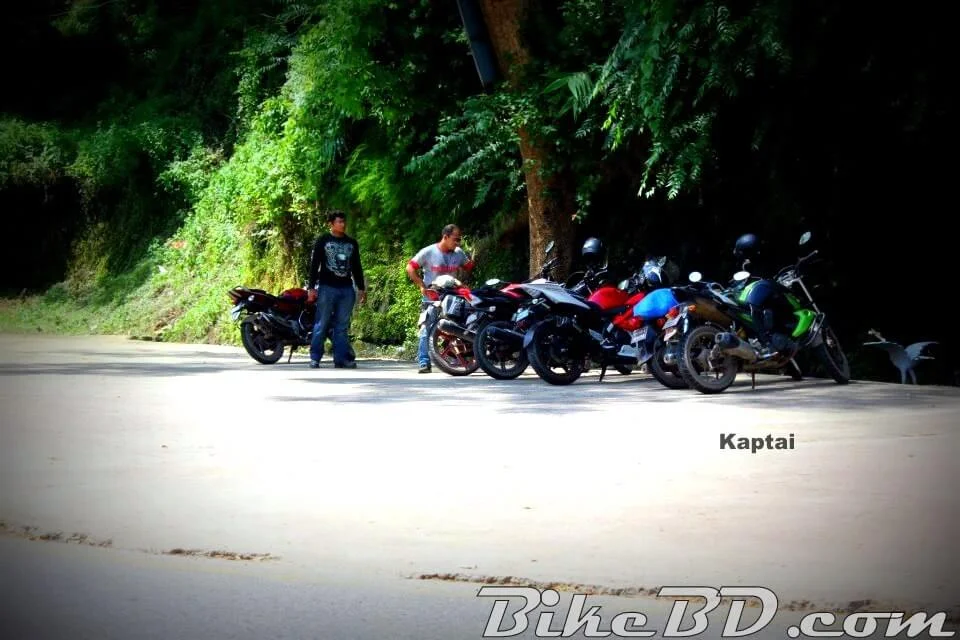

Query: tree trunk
[[476, 0, 576, 279]]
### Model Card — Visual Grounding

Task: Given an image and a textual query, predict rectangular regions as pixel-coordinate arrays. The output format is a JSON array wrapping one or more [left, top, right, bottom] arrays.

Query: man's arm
[[352, 238, 367, 304], [406, 248, 428, 293], [307, 236, 323, 289], [458, 249, 475, 283]]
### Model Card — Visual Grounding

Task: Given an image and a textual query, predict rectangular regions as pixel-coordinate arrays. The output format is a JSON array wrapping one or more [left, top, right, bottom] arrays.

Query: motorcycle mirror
[[485, 278, 503, 287], [545, 240, 555, 255], [734, 270, 750, 282], [618, 279, 630, 290], [799, 231, 812, 246], [658, 256, 667, 266], [689, 271, 702, 283]]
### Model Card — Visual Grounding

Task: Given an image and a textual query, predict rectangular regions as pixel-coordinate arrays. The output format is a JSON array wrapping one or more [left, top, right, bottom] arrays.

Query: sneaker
[[418, 363, 431, 373], [309, 360, 320, 369]]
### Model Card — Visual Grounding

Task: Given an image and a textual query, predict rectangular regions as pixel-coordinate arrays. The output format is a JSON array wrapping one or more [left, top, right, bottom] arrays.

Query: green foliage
[[577, 0, 790, 199], [404, 92, 526, 220], [0, 118, 72, 188]]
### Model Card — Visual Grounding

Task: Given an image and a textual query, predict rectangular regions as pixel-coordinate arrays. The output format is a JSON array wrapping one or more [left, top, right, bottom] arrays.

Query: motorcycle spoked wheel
[[676, 324, 738, 394], [240, 317, 285, 364], [428, 324, 480, 376], [526, 322, 585, 385], [647, 337, 688, 389], [475, 320, 529, 380], [813, 325, 851, 384]]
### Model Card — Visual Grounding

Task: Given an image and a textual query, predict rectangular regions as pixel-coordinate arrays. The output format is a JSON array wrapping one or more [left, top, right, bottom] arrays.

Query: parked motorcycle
[[476, 239, 631, 381], [422, 241, 561, 377], [631, 286, 689, 389], [662, 231, 850, 394], [517, 244, 675, 385], [227, 285, 354, 365], [471, 243, 566, 380]]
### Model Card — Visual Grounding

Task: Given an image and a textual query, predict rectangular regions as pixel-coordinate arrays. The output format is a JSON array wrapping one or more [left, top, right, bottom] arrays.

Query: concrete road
[[1, 334, 958, 638]]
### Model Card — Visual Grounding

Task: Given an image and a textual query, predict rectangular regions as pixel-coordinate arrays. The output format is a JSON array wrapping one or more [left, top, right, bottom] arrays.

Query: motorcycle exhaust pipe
[[436, 318, 476, 342], [715, 332, 759, 363], [485, 325, 524, 344]]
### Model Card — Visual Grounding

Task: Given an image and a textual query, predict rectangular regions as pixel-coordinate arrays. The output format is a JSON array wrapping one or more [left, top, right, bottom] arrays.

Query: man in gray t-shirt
[[405, 224, 474, 373]]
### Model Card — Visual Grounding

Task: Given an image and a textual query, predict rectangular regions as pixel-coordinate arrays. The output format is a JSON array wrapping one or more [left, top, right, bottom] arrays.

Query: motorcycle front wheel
[[814, 325, 851, 384], [240, 317, 285, 364]]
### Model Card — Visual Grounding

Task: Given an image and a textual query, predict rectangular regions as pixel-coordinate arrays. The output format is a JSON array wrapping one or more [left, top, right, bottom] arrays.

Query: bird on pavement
[[863, 329, 937, 384]]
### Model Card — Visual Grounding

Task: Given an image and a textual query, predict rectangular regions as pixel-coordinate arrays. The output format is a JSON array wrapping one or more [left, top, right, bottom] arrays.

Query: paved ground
[[1, 334, 958, 638]]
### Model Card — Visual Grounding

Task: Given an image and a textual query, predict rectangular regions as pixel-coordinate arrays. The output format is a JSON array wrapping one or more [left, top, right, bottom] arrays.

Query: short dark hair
[[327, 210, 346, 224], [442, 223, 459, 237]]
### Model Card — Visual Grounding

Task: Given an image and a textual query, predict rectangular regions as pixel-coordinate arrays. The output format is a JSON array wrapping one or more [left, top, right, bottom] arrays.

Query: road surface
[[1, 334, 958, 638]]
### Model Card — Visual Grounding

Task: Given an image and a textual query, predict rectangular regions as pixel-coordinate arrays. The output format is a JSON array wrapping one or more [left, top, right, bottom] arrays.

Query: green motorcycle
[[661, 231, 851, 394]]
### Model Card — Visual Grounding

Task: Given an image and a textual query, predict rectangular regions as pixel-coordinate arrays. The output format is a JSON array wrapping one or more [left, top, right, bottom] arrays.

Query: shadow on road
[[3, 343, 958, 415]]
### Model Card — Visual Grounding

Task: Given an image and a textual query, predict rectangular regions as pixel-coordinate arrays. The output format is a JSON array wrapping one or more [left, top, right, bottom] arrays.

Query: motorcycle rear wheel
[[428, 324, 480, 376], [677, 324, 737, 394], [526, 322, 584, 385], [240, 317, 285, 364], [475, 320, 528, 380], [648, 338, 688, 389]]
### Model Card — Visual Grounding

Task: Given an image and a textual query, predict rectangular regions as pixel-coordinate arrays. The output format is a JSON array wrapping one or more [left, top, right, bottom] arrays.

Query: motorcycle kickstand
[[789, 358, 803, 380], [751, 371, 756, 390], [599, 364, 607, 383], [287, 346, 295, 364]]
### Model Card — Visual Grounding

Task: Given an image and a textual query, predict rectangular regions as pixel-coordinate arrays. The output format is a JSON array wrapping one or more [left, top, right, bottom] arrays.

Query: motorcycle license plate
[[631, 327, 649, 343], [230, 303, 243, 321]]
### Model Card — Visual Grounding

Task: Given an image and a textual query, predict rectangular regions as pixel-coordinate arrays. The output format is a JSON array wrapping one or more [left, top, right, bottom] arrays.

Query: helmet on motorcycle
[[734, 233, 759, 257], [581, 237, 604, 265], [641, 261, 663, 286]]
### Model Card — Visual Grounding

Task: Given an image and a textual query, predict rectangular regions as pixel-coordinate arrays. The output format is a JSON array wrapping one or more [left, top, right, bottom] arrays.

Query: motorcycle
[[423, 241, 561, 377], [475, 242, 630, 381], [517, 254, 673, 385], [631, 286, 690, 389], [662, 231, 851, 394], [227, 285, 354, 365]]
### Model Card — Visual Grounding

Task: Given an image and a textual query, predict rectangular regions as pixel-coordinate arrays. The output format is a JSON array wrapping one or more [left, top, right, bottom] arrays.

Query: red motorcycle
[[227, 285, 354, 364], [516, 243, 675, 385]]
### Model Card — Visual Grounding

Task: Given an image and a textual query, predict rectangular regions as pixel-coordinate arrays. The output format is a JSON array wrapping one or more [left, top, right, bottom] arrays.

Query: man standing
[[405, 224, 474, 373], [307, 210, 366, 369]]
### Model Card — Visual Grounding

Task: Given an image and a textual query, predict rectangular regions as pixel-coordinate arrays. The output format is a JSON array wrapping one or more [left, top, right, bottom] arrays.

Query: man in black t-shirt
[[306, 210, 366, 368]]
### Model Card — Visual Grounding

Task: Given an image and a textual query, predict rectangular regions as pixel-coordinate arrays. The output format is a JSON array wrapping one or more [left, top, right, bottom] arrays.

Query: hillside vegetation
[[1, 0, 954, 384]]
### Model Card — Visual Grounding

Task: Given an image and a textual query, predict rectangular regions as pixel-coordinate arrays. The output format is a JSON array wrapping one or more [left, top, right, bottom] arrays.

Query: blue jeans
[[418, 295, 433, 366], [311, 285, 356, 365]]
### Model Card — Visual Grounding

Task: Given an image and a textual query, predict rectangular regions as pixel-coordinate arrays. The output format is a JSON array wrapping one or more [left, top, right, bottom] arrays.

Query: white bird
[[863, 329, 937, 384]]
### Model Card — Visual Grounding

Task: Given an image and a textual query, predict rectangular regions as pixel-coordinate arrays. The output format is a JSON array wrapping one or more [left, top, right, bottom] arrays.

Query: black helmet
[[581, 237, 604, 263], [734, 233, 759, 257]]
